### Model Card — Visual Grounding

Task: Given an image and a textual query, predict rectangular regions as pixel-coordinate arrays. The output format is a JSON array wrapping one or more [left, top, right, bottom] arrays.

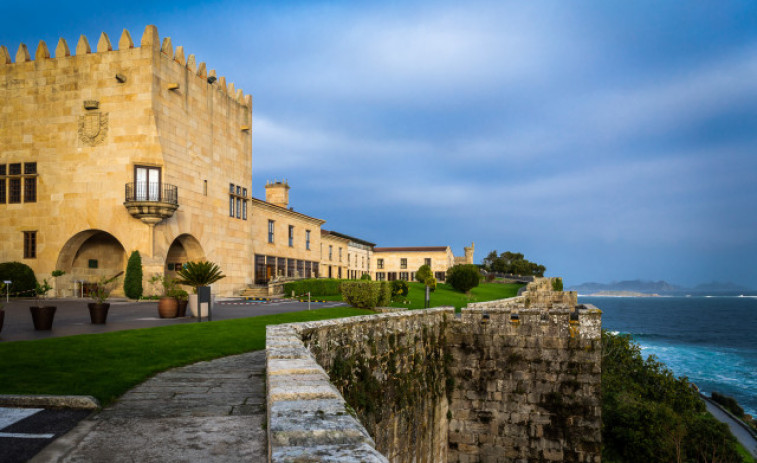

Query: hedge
[[341, 281, 391, 309], [0, 261, 37, 296], [283, 279, 343, 297]]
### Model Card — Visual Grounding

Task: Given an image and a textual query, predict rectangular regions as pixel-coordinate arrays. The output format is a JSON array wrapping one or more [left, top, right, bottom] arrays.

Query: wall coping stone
[[266, 307, 454, 462]]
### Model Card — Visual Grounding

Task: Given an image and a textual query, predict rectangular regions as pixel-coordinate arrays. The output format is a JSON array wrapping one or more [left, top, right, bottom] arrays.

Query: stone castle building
[[0, 26, 473, 296]]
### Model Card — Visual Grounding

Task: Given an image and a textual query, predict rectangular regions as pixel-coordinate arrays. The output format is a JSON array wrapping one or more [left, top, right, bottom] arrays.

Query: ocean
[[580, 294, 757, 417]]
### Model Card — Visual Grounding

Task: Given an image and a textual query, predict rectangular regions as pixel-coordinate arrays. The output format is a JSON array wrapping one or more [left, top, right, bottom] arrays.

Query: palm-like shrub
[[175, 261, 226, 291]]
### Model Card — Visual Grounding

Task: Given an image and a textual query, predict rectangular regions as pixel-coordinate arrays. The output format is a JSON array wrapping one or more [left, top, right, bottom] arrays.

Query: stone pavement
[[31, 351, 267, 462]]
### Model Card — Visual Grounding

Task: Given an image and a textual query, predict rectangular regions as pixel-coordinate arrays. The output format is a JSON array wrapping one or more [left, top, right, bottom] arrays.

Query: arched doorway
[[165, 234, 205, 280], [56, 230, 127, 297]]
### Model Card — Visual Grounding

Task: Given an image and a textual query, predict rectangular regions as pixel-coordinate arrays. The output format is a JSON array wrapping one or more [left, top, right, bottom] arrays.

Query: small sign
[[3, 280, 10, 284]]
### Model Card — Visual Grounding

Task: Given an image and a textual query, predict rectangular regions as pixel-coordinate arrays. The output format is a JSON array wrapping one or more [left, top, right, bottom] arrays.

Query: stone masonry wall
[[265, 279, 602, 462], [301, 308, 454, 462], [447, 302, 602, 462]]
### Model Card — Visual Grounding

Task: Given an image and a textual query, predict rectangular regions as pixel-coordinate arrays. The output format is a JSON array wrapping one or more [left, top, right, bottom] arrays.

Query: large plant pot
[[176, 299, 188, 317], [157, 297, 178, 318], [188, 293, 215, 318], [88, 302, 110, 324], [30, 306, 56, 331]]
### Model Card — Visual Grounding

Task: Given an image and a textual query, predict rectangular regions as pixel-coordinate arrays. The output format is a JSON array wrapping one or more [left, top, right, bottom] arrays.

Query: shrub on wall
[[123, 251, 143, 299], [446, 264, 481, 293], [341, 281, 391, 309], [0, 261, 37, 296], [551, 277, 563, 292], [390, 280, 409, 297], [283, 279, 343, 297]]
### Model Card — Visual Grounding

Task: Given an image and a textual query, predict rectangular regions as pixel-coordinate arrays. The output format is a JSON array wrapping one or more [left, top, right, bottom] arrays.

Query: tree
[[415, 264, 432, 284], [483, 250, 545, 276], [446, 264, 480, 293], [123, 251, 143, 299], [602, 331, 741, 463]]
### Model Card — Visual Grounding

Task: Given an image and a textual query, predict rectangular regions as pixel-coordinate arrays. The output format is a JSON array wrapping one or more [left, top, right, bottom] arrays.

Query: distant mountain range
[[568, 280, 753, 294]]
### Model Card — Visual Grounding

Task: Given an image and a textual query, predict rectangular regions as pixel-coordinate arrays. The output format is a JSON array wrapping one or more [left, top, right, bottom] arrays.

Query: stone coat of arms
[[78, 112, 109, 146]]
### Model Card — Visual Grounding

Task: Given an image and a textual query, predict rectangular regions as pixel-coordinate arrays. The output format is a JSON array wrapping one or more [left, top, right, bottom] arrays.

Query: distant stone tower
[[464, 242, 474, 264], [265, 180, 290, 208]]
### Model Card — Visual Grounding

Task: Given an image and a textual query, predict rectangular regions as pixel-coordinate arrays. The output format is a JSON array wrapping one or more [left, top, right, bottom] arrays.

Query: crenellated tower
[[0, 25, 254, 296]]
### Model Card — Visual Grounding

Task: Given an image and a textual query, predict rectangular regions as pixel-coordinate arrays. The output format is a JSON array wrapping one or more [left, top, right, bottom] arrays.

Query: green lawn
[[309, 282, 522, 310], [0, 307, 373, 406], [391, 282, 522, 310]]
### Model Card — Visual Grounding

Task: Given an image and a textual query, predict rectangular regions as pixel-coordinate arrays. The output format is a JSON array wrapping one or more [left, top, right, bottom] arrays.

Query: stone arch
[[165, 234, 205, 279], [55, 229, 127, 296]]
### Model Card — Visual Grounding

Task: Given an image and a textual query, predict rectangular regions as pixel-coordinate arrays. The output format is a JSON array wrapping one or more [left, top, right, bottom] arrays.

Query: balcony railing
[[125, 182, 178, 205]]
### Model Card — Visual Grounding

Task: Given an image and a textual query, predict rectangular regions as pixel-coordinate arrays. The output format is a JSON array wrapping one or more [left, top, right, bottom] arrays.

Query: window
[[306, 230, 311, 250], [268, 220, 275, 243], [288, 225, 294, 247], [361, 256, 364, 268], [377, 259, 384, 269], [9, 163, 21, 175], [23, 163, 36, 203], [23, 231, 36, 259], [236, 186, 241, 218], [435, 272, 446, 282], [338, 267, 342, 279], [203, 180, 208, 196], [0, 179, 5, 204], [425, 258, 431, 267], [400, 258, 407, 269], [376, 272, 385, 281], [400, 272, 409, 281], [339, 247, 342, 262], [329, 245, 333, 261], [9, 178, 21, 203], [242, 188, 247, 220], [135, 165, 161, 201], [387, 272, 397, 281]]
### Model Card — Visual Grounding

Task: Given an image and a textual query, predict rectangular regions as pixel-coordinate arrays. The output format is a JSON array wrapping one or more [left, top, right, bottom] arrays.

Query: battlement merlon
[[0, 25, 251, 109]]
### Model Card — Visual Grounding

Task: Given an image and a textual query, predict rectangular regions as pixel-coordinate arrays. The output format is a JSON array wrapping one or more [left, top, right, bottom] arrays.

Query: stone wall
[[447, 304, 602, 462], [265, 279, 602, 462]]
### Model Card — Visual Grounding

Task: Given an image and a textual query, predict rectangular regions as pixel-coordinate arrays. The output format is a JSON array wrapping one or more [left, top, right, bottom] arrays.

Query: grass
[[391, 282, 522, 310], [0, 307, 373, 406], [736, 442, 756, 463], [307, 281, 522, 310]]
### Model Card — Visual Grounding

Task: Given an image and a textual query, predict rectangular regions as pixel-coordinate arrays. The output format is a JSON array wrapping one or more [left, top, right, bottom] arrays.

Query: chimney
[[265, 180, 290, 208]]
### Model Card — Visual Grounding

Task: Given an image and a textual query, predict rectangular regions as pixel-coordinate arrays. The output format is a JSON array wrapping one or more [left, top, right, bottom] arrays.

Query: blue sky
[[3, 1, 756, 287]]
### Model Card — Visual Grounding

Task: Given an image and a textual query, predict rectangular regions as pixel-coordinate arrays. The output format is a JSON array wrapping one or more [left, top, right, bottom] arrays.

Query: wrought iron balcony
[[124, 182, 179, 224]]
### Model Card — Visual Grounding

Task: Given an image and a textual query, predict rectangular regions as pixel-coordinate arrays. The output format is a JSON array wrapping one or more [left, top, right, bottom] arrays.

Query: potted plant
[[51, 269, 65, 297], [88, 273, 121, 324], [173, 288, 189, 317], [175, 261, 226, 318], [150, 274, 178, 318], [29, 279, 55, 330]]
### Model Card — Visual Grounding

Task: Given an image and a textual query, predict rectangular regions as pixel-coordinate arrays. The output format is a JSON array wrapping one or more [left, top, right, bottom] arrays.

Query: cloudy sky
[[3, 1, 756, 287]]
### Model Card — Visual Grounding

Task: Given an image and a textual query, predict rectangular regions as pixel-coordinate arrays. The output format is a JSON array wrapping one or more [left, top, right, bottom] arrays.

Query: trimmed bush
[[360, 273, 371, 281], [123, 251, 143, 300], [0, 261, 37, 296], [446, 264, 481, 293], [391, 280, 409, 297], [425, 276, 437, 292], [341, 281, 391, 309], [283, 279, 343, 297], [415, 264, 432, 283]]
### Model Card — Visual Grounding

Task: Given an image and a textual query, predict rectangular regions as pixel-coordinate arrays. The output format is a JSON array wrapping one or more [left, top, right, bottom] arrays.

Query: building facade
[[1, 25, 475, 297], [0, 26, 253, 296]]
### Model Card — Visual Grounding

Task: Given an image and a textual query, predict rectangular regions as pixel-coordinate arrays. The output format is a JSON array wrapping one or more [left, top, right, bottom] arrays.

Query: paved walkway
[[31, 351, 267, 462], [703, 397, 757, 458]]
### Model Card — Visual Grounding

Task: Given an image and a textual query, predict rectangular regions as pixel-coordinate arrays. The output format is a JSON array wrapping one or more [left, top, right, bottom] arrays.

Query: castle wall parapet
[[265, 278, 602, 462]]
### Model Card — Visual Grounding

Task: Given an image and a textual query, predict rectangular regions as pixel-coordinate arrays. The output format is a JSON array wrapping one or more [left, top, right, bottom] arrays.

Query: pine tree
[[123, 250, 143, 299]]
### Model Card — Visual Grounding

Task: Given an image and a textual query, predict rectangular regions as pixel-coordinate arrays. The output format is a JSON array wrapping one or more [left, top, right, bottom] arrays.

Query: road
[[702, 396, 757, 458]]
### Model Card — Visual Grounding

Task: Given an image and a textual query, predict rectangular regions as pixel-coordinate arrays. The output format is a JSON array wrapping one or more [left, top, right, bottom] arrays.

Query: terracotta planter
[[157, 296, 178, 318], [176, 299, 188, 317], [88, 302, 110, 324], [30, 306, 57, 330]]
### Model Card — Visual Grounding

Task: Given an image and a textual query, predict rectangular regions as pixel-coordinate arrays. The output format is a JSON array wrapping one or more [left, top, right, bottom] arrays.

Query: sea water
[[580, 294, 757, 417]]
